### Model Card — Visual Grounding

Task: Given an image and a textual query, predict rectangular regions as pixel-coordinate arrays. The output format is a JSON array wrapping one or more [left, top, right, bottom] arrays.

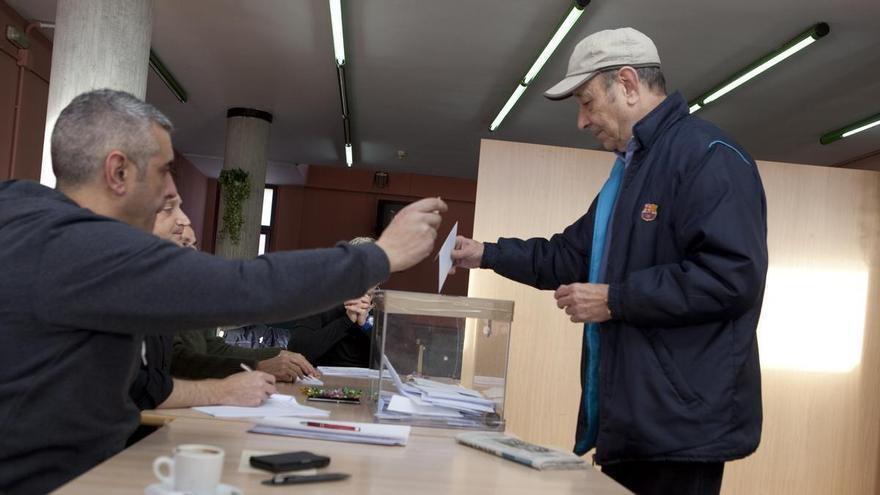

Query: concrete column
[[214, 108, 272, 259], [40, 0, 153, 187]]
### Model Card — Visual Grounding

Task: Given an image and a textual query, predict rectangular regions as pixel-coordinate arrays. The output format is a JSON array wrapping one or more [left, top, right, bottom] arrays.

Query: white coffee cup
[[153, 444, 225, 495]]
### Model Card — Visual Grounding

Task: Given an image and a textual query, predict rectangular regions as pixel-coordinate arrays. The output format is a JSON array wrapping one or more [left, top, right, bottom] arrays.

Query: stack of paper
[[250, 418, 410, 446], [381, 356, 497, 419], [317, 366, 391, 380], [192, 394, 330, 418]]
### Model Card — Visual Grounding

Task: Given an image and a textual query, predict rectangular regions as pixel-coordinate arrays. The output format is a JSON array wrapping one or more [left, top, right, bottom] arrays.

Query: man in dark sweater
[[0, 89, 446, 494]]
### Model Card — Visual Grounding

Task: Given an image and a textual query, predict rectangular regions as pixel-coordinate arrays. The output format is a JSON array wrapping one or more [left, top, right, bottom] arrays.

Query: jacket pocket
[[643, 329, 702, 406]]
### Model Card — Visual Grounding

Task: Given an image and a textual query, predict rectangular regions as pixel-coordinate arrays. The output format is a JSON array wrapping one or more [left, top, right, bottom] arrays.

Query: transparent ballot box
[[370, 290, 514, 430]]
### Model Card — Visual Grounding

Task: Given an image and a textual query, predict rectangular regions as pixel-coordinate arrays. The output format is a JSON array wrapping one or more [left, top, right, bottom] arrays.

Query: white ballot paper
[[438, 222, 457, 293], [193, 394, 330, 418]]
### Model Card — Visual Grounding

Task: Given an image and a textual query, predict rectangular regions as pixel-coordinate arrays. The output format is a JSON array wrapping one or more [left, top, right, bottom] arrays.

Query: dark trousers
[[601, 461, 724, 495]]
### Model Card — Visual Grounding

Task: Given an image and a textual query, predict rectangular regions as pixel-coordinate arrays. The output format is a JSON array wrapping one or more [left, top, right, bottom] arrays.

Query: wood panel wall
[[470, 138, 880, 495], [0, 1, 52, 181], [270, 165, 477, 296]]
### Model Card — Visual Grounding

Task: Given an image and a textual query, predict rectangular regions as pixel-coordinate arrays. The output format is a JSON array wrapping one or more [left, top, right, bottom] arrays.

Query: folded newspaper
[[455, 432, 586, 470]]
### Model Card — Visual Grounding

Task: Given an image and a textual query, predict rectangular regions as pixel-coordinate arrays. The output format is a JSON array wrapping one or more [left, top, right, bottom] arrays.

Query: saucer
[[145, 482, 244, 495]]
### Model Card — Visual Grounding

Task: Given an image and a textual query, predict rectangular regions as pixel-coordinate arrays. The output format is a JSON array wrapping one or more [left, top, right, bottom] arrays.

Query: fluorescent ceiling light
[[842, 120, 880, 138], [689, 23, 829, 113], [490, 84, 528, 132], [329, 0, 345, 65], [489, 4, 586, 132], [345, 143, 353, 166], [522, 7, 584, 86], [820, 112, 880, 145], [703, 37, 815, 104], [149, 49, 187, 103]]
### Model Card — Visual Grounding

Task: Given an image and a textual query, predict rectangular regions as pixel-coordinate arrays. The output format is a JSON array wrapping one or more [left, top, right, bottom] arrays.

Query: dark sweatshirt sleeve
[[481, 200, 596, 290], [607, 144, 768, 327], [284, 307, 355, 363], [129, 335, 174, 410], [34, 222, 390, 335], [170, 329, 263, 379]]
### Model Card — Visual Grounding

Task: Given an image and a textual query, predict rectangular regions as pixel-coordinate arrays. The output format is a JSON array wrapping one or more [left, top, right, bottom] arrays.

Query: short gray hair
[[51, 89, 173, 187], [600, 66, 667, 95], [349, 236, 375, 245]]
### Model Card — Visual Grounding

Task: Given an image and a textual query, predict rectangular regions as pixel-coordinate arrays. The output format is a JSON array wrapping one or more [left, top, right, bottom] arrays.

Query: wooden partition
[[470, 138, 880, 494]]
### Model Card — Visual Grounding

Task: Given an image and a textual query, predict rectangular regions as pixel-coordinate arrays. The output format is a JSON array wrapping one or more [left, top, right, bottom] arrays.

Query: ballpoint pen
[[301, 421, 360, 432], [263, 473, 349, 486]]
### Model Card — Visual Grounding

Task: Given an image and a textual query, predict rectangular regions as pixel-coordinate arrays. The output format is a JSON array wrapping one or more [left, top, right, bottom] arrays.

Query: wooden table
[[56, 377, 631, 494]]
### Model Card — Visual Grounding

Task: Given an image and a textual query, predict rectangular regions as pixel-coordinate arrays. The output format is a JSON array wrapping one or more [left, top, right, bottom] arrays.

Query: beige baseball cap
[[544, 27, 661, 100]]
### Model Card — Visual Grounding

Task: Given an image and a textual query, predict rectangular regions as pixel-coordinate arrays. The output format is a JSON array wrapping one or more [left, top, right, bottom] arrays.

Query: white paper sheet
[[192, 394, 330, 418], [317, 366, 390, 379], [388, 394, 463, 418], [438, 222, 457, 292], [251, 417, 411, 446]]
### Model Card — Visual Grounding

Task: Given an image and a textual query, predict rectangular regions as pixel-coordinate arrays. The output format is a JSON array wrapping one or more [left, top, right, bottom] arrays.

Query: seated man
[[226, 289, 374, 368], [172, 327, 317, 382], [165, 210, 318, 383], [225, 237, 376, 367], [130, 195, 276, 415], [279, 289, 374, 368]]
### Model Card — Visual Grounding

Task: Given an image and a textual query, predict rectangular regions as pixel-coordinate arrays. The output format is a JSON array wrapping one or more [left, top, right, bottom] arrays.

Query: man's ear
[[618, 66, 641, 105], [103, 151, 129, 196]]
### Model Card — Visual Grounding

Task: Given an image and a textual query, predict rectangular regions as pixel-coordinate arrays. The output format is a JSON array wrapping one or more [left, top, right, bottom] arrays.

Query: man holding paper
[[0, 89, 446, 494], [452, 28, 767, 495]]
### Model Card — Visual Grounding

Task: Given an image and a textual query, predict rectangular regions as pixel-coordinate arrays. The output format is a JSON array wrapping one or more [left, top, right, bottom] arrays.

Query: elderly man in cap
[[453, 28, 767, 494]]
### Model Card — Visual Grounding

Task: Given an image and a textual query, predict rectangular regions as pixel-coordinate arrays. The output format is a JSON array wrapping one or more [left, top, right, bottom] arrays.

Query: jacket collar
[[630, 91, 689, 151]]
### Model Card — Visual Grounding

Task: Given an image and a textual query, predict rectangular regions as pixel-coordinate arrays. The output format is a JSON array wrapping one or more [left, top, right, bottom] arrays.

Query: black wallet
[[249, 451, 330, 473]]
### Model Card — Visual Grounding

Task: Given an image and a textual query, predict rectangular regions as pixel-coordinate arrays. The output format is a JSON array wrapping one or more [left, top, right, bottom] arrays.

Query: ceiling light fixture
[[688, 22, 829, 114], [820, 112, 880, 145], [329, 0, 354, 166], [489, 1, 589, 132], [329, 0, 345, 65], [149, 49, 188, 103]]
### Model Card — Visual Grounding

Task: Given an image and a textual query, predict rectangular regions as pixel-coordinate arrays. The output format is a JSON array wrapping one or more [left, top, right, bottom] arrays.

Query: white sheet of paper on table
[[437, 221, 457, 292], [192, 394, 330, 418]]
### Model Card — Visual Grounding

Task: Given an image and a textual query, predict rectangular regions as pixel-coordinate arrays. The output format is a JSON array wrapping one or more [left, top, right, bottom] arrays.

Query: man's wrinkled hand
[[449, 236, 484, 275], [257, 350, 318, 381], [554, 283, 612, 323]]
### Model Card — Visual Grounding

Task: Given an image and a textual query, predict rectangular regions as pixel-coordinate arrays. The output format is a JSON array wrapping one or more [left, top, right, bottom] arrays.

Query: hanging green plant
[[218, 168, 250, 245]]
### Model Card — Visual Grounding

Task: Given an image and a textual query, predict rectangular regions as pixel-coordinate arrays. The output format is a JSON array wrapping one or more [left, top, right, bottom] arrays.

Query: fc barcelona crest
[[641, 203, 658, 222]]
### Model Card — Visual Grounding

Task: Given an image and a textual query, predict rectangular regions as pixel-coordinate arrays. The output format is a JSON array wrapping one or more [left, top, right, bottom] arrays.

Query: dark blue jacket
[[482, 92, 767, 464]]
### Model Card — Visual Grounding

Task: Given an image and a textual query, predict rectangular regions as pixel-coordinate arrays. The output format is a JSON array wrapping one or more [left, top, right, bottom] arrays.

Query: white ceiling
[[9, 0, 880, 180]]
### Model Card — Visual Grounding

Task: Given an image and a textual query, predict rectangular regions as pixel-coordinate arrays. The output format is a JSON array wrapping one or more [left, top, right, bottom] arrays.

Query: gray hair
[[349, 236, 375, 245], [600, 66, 667, 95], [51, 89, 173, 187]]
